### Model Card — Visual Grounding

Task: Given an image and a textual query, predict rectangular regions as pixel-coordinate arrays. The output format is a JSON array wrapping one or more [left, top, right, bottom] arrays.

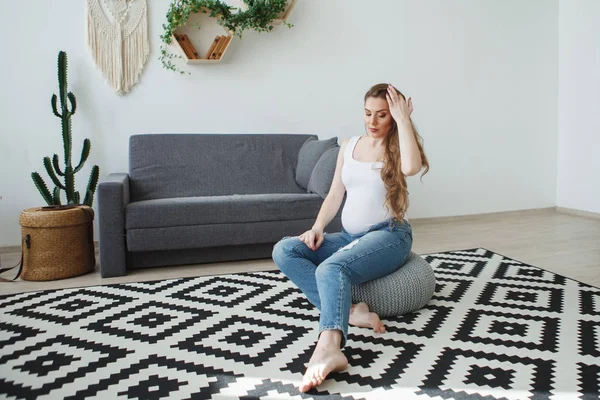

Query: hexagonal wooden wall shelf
[[271, 0, 297, 25], [170, 0, 296, 64], [238, 0, 296, 25]]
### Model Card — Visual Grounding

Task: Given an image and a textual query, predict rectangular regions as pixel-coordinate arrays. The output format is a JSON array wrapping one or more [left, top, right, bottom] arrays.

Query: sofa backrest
[[129, 133, 316, 201]]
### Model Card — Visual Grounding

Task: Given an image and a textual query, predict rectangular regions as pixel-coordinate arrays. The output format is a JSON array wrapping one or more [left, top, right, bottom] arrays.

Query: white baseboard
[[409, 207, 556, 223], [0, 246, 21, 254], [555, 206, 600, 220]]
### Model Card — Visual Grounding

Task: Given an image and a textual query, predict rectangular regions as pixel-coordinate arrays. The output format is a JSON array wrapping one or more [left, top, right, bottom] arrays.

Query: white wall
[[0, 0, 559, 247], [557, 0, 600, 214]]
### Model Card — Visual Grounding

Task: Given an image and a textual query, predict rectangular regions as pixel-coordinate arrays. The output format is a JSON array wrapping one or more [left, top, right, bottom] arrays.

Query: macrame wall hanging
[[86, 0, 149, 95]]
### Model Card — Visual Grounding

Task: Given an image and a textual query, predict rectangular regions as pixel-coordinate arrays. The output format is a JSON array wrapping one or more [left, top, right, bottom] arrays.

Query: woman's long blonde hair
[[364, 83, 430, 222]]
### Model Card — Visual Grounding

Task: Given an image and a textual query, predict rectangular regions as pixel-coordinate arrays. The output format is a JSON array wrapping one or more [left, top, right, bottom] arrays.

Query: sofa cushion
[[295, 137, 338, 190], [307, 146, 339, 198], [125, 193, 325, 229], [129, 134, 315, 201], [126, 217, 343, 252]]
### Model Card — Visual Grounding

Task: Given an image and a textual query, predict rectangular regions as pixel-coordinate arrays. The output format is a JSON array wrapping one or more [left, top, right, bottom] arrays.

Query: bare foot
[[299, 346, 348, 393], [349, 302, 385, 333]]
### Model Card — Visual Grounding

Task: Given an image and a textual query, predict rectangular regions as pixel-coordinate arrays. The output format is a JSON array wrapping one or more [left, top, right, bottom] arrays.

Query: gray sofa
[[97, 133, 342, 277]]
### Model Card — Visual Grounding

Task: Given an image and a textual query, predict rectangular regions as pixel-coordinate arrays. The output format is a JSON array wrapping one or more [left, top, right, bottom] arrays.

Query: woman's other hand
[[299, 228, 324, 251]]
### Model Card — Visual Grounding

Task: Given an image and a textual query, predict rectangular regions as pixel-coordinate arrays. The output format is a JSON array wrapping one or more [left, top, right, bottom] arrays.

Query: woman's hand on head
[[386, 83, 413, 123], [298, 228, 324, 251]]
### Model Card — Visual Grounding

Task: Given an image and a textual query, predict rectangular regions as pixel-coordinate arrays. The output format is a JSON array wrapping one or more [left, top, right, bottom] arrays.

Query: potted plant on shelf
[[159, 0, 295, 74], [17, 50, 100, 281]]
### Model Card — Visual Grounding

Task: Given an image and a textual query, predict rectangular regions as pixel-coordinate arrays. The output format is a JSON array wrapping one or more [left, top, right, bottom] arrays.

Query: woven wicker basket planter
[[18, 205, 96, 281]]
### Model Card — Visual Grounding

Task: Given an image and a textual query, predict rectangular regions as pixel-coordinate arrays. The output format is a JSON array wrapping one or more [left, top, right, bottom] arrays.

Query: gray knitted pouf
[[351, 251, 436, 317]]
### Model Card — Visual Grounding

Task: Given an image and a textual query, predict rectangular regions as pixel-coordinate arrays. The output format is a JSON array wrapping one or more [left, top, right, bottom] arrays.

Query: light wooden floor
[[1, 208, 599, 295]]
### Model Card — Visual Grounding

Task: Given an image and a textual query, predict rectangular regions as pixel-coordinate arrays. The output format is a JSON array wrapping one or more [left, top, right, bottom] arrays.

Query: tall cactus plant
[[32, 51, 100, 207]]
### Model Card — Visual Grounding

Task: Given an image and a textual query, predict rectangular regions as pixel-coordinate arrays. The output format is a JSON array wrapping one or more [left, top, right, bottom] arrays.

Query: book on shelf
[[208, 36, 225, 59], [174, 34, 191, 59], [174, 34, 194, 59], [214, 35, 231, 59], [216, 36, 232, 59], [204, 35, 221, 59], [214, 36, 228, 59], [182, 34, 201, 59]]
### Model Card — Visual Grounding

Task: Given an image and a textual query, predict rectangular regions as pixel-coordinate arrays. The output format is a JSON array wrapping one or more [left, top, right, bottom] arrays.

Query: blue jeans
[[271, 218, 413, 347]]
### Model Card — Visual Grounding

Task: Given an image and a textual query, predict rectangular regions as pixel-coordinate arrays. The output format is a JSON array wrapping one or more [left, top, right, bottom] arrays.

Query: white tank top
[[341, 136, 393, 234]]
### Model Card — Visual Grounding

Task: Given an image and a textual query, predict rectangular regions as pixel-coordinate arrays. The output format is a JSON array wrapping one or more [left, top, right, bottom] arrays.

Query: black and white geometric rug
[[1, 248, 599, 399]]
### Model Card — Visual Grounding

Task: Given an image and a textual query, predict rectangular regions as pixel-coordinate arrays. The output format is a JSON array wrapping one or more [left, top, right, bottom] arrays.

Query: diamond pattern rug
[[1, 248, 599, 399]]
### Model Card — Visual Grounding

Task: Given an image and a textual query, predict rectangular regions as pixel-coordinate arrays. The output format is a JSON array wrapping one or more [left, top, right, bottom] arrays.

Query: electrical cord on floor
[[0, 259, 23, 282], [0, 235, 27, 282]]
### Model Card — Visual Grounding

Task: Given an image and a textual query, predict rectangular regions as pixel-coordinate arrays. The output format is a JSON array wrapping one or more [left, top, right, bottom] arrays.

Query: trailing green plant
[[31, 51, 100, 207], [160, 0, 293, 74]]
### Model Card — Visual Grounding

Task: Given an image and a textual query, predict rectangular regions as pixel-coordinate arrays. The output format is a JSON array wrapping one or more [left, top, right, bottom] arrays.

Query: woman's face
[[364, 96, 394, 138]]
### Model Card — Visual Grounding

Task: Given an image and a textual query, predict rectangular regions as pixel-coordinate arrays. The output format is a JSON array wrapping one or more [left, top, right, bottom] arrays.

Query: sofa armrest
[[97, 173, 130, 278]]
